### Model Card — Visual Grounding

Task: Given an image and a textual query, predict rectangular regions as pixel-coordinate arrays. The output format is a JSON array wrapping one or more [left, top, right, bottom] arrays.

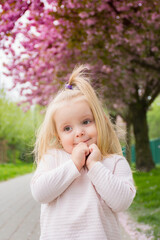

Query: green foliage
[[0, 161, 35, 181], [130, 166, 160, 239], [0, 92, 43, 163], [147, 96, 160, 140]]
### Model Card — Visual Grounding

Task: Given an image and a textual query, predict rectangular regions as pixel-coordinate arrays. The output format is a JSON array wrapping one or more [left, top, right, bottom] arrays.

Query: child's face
[[54, 97, 98, 154]]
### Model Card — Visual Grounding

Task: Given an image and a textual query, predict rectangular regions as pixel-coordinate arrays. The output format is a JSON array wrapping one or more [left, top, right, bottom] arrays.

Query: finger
[[89, 143, 97, 151], [75, 142, 87, 150], [89, 143, 97, 148], [89, 147, 93, 153], [84, 147, 90, 156]]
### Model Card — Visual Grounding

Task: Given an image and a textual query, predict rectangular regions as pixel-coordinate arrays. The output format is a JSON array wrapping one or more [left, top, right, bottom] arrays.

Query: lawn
[[130, 166, 160, 240], [0, 162, 35, 181]]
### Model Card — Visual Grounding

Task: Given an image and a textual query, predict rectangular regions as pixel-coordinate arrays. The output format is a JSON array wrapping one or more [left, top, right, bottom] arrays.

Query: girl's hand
[[72, 142, 89, 171], [86, 144, 101, 170]]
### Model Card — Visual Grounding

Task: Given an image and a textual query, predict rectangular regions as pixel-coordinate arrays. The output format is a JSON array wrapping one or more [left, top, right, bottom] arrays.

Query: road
[[0, 174, 40, 240]]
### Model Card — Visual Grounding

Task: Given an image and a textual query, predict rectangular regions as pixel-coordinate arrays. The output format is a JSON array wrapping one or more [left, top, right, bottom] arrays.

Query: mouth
[[84, 139, 91, 144], [74, 139, 91, 145]]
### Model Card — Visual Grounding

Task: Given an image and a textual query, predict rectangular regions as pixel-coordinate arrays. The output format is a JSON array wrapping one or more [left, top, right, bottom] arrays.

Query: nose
[[75, 127, 84, 138]]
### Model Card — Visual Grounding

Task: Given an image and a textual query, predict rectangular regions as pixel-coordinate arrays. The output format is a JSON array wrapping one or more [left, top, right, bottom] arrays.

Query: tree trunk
[[0, 140, 8, 163], [126, 120, 131, 165], [131, 104, 155, 171]]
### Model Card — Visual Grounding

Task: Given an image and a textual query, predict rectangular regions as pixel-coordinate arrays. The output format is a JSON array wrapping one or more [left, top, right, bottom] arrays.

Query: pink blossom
[[79, 12, 89, 19]]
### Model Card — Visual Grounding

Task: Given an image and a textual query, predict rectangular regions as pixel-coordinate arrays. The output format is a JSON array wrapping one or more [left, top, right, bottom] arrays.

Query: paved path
[[0, 173, 132, 240], [0, 174, 40, 240]]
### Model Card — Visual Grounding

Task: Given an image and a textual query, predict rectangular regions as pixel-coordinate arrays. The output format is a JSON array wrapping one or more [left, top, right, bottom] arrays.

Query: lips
[[84, 139, 91, 144], [74, 139, 91, 145]]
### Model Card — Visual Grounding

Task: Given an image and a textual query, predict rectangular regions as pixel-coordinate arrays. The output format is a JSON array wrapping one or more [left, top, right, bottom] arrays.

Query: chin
[[64, 148, 72, 154]]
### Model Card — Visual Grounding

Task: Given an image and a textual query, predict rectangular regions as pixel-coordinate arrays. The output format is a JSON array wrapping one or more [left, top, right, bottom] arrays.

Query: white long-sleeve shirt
[[31, 149, 136, 240]]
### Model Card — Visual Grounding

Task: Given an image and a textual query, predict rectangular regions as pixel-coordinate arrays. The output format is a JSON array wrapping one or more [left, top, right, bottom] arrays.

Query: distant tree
[[0, 91, 43, 163]]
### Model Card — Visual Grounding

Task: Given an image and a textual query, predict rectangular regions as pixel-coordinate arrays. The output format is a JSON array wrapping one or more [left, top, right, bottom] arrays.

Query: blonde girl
[[31, 65, 136, 240]]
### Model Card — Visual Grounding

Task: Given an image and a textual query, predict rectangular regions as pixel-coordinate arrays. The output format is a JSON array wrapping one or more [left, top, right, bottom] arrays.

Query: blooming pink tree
[[1, 0, 160, 171]]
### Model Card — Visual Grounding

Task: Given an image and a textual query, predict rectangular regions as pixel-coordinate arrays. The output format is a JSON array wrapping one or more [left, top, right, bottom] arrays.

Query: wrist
[[87, 161, 97, 170], [73, 159, 83, 171]]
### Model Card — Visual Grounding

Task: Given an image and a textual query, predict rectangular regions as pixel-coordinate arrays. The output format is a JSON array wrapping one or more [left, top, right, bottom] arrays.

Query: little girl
[[31, 65, 136, 240]]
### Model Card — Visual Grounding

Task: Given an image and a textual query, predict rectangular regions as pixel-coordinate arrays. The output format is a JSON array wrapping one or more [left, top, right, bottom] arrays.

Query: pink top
[[31, 149, 136, 240]]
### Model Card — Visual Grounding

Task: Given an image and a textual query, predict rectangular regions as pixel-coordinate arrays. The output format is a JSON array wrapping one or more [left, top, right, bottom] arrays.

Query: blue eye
[[64, 126, 72, 132], [83, 119, 91, 125]]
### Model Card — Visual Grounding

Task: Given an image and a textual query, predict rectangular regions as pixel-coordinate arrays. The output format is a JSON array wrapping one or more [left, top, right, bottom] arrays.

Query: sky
[[0, 8, 30, 102], [0, 50, 21, 101]]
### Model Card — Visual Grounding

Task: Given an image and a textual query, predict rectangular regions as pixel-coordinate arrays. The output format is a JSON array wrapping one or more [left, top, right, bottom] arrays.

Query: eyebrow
[[81, 113, 93, 118]]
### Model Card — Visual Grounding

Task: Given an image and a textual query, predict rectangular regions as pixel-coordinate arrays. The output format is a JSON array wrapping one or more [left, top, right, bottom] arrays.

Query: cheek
[[91, 125, 98, 137], [60, 134, 73, 149], [61, 139, 74, 154]]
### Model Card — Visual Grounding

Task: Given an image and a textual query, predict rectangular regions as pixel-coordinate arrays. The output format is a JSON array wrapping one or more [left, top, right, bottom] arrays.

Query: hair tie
[[65, 83, 73, 90]]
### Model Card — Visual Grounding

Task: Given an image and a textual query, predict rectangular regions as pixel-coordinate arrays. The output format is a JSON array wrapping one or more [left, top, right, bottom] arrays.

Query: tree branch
[[147, 80, 160, 106]]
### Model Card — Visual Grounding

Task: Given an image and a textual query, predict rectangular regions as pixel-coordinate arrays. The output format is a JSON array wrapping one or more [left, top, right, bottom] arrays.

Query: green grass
[[129, 166, 160, 240], [0, 161, 35, 181]]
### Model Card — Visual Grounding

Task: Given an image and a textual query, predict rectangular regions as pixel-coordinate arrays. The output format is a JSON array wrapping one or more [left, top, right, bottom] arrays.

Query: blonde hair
[[34, 65, 123, 164]]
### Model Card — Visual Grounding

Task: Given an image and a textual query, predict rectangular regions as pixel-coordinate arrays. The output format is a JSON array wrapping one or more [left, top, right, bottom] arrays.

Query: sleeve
[[87, 156, 136, 212], [30, 153, 81, 204]]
